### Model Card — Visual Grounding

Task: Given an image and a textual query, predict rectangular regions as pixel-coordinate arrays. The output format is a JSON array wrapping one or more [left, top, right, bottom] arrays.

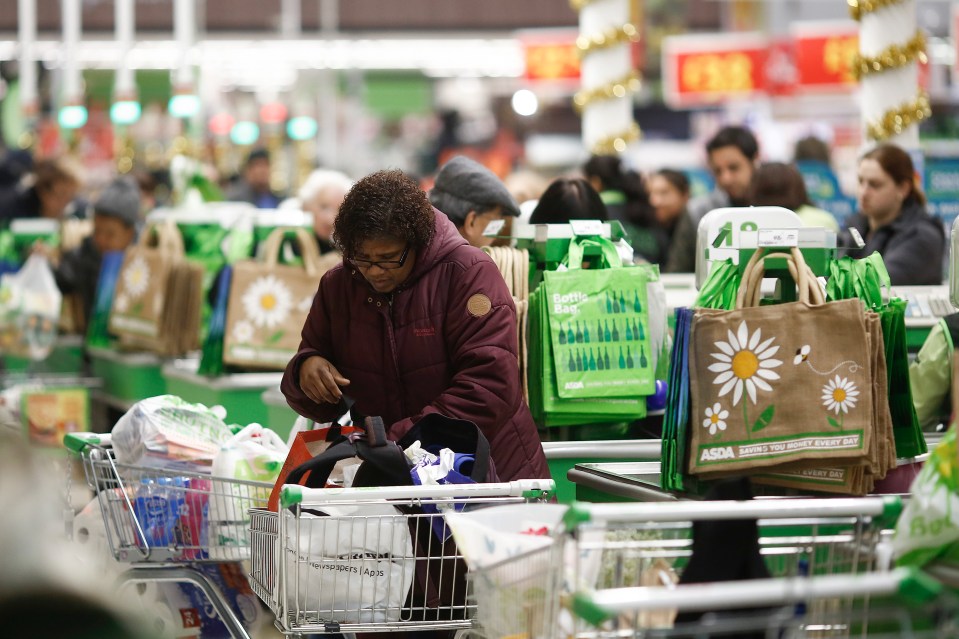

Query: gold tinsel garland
[[569, 0, 601, 10], [866, 92, 931, 141], [848, 0, 907, 22], [852, 30, 926, 80], [576, 23, 640, 58], [573, 71, 641, 113], [592, 124, 642, 155]]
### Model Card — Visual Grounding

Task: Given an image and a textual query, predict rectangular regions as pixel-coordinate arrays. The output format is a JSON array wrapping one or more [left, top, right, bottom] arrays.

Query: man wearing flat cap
[[428, 155, 520, 248], [53, 176, 141, 330]]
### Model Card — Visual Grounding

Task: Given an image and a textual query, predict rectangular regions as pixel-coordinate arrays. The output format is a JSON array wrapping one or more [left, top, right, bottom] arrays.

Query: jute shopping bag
[[223, 227, 325, 370], [109, 220, 184, 345], [689, 248, 874, 476]]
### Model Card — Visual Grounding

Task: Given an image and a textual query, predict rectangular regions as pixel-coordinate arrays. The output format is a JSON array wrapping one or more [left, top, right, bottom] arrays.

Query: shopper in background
[[582, 155, 655, 258], [842, 143, 944, 285], [793, 135, 833, 167], [647, 169, 697, 273], [428, 155, 521, 249], [0, 157, 82, 223], [226, 148, 283, 209], [52, 176, 140, 328], [529, 177, 608, 225], [282, 169, 549, 481], [293, 169, 353, 255], [688, 125, 760, 225], [748, 162, 839, 233]]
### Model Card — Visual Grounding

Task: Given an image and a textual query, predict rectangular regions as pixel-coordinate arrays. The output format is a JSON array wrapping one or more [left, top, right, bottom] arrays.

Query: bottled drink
[[612, 320, 620, 342], [619, 291, 627, 312], [606, 292, 612, 314], [618, 346, 626, 370], [568, 350, 576, 372], [604, 349, 611, 370], [576, 350, 584, 372], [637, 320, 645, 340], [583, 321, 590, 343], [597, 320, 604, 343], [575, 321, 583, 344], [559, 323, 567, 345], [612, 292, 620, 314], [625, 321, 633, 342], [640, 345, 648, 368], [567, 323, 575, 345], [633, 290, 642, 313], [588, 349, 597, 371], [597, 349, 606, 370], [604, 320, 611, 342]]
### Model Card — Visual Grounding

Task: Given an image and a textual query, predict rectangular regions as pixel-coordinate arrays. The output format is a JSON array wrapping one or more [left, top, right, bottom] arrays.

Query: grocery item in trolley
[[208, 423, 287, 560], [111, 395, 234, 471]]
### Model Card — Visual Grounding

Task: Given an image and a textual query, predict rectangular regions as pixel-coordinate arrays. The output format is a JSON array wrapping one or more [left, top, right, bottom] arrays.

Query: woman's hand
[[299, 355, 350, 404]]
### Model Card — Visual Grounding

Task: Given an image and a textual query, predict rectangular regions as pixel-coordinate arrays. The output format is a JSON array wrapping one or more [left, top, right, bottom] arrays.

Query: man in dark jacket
[[428, 155, 520, 249], [54, 177, 140, 327], [281, 169, 549, 481]]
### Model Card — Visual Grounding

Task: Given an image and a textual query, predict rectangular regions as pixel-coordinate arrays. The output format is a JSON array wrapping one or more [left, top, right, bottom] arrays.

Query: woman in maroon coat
[[281, 169, 549, 481]]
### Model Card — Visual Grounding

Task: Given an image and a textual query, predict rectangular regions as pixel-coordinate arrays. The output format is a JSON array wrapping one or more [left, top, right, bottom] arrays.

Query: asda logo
[[564, 381, 584, 390], [700, 446, 735, 462]]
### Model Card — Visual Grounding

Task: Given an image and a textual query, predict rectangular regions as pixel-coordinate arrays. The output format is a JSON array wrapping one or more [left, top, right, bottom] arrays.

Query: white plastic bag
[[283, 503, 414, 623], [0, 254, 61, 359], [208, 423, 287, 559], [111, 395, 234, 471]]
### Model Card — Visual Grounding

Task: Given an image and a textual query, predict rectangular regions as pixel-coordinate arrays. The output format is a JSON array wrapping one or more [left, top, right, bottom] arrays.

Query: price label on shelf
[[757, 229, 799, 247]]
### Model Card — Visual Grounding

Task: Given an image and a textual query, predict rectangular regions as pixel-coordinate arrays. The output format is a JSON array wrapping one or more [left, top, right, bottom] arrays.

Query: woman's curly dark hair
[[333, 169, 435, 258]]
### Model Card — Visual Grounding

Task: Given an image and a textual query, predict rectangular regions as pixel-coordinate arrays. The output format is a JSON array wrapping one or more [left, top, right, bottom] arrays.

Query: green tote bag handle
[[563, 236, 623, 271]]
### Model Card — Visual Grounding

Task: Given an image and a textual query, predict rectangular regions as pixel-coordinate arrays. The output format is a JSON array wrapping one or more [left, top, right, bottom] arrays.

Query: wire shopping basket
[[250, 479, 555, 635], [571, 567, 958, 638], [65, 432, 274, 563], [467, 497, 914, 639]]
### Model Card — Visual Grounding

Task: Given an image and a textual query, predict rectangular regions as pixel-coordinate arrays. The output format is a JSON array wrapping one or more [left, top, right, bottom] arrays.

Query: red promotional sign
[[519, 31, 581, 83], [794, 28, 859, 91], [663, 33, 768, 107]]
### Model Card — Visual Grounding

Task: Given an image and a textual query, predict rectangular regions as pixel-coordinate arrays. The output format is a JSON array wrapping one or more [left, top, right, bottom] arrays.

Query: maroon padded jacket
[[281, 211, 549, 481]]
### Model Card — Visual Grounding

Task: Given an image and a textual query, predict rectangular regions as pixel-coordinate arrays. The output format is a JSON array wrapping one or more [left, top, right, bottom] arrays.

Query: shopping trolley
[[468, 497, 939, 639], [250, 479, 555, 636], [65, 432, 275, 639], [571, 567, 957, 638]]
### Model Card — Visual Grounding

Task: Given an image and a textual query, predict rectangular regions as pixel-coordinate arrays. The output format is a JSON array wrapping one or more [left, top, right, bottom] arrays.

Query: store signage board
[[792, 22, 859, 93], [924, 160, 959, 227], [483, 219, 506, 237], [518, 30, 581, 83], [662, 32, 768, 108]]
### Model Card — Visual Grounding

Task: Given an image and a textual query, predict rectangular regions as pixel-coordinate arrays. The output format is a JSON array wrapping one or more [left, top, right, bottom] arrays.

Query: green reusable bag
[[695, 259, 742, 310], [543, 237, 655, 400], [528, 285, 645, 427], [827, 253, 926, 458]]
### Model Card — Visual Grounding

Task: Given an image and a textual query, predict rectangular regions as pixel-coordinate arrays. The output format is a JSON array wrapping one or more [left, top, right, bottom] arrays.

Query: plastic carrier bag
[[110, 395, 234, 471], [208, 423, 287, 560], [0, 254, 62, 360]]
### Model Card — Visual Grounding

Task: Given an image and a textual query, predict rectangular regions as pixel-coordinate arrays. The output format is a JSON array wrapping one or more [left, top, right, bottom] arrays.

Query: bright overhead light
[[110, 100, 141, 125], [287, 116, 318, 141], [230, 121, 260, 146], [58, 104, 88, 129], [511, 89, 538, 117], [169, 93, 200, 118]]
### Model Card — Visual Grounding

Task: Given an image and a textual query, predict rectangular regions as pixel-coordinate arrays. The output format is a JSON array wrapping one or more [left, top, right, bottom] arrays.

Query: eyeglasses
[[350, 245, 411, 271]]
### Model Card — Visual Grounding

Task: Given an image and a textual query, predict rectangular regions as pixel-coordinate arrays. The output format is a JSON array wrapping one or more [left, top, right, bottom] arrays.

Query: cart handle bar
[[563, 496, 902, 530], [280, 479, 555, 509], [572, 567, 941, 626], [64, 432, 112, 453]]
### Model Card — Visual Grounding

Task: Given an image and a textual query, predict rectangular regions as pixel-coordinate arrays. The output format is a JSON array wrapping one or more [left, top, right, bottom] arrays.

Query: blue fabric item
[[410, 454, 476, 541]]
